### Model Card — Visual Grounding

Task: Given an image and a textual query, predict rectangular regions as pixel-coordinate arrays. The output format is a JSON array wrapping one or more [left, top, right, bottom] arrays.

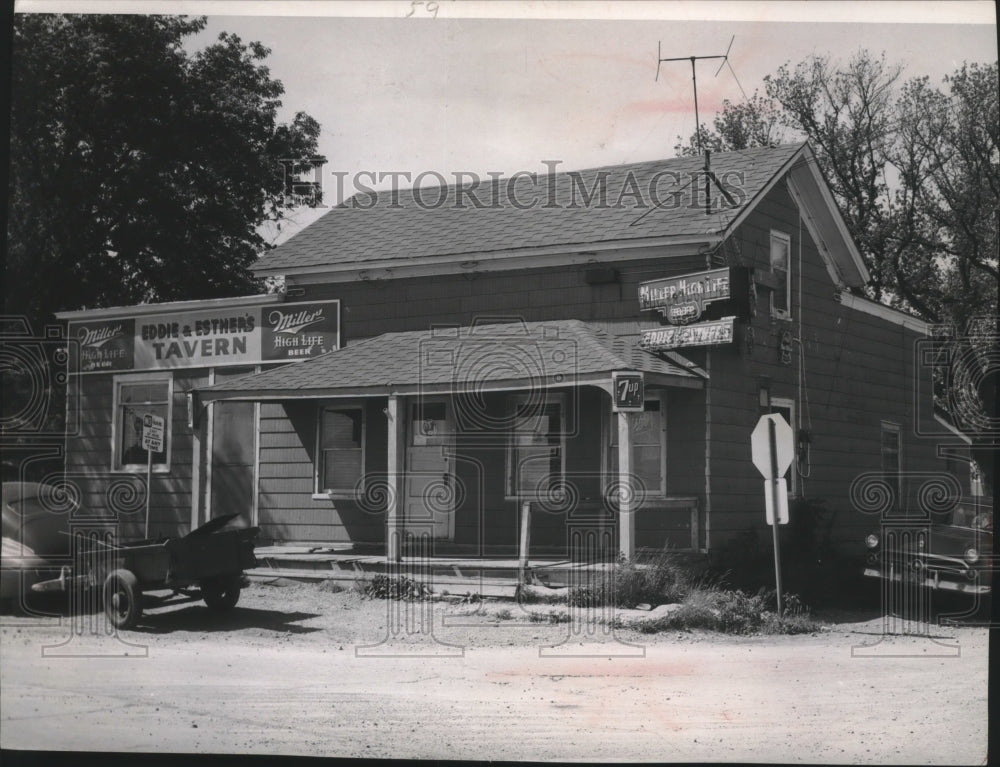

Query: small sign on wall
[[612, 371, 644, 412]]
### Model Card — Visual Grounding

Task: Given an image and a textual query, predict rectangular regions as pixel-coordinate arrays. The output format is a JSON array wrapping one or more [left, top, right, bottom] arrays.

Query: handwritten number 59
[[405, 1, 440, 18]]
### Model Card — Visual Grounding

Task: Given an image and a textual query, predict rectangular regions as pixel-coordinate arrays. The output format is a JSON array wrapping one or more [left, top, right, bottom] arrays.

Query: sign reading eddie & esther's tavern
[[639, 317, 735, 351]]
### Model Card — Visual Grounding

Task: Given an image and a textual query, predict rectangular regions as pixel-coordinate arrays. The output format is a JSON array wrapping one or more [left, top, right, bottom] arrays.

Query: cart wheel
[[104, 570, 142, 630], [201, 575, 241, 611]]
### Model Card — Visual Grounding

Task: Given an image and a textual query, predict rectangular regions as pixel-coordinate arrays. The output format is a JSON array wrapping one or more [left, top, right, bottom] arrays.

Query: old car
[[0, 481, 73, 607], [863, 496, 993, 595], [31, 511, 259, 629]]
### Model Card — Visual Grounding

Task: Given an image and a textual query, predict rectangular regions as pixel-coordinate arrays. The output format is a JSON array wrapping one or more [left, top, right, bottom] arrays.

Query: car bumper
[[1, 566, 63, 600], [863, 567, 991, 594]]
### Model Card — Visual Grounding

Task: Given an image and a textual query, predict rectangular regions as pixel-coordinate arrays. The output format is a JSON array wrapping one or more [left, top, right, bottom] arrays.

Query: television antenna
[[655, 36, 739, 213], [655, 36, 735, 155]]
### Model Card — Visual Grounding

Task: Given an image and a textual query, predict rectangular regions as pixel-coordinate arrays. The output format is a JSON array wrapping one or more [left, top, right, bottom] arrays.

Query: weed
[[364, 574, 432, 600], [567, 551, 690, 609], [516, 585, 565, 604], [632, 586, 822, 635], [527, 610, 570, 624], [495, 608, 513, 621]]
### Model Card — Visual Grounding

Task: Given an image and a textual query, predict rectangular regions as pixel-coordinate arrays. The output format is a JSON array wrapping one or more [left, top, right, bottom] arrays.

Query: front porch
[[195, 319, 709, 562]]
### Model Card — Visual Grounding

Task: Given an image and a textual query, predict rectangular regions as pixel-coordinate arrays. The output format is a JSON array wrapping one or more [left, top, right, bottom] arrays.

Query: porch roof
[[195, 319, 704, 403]]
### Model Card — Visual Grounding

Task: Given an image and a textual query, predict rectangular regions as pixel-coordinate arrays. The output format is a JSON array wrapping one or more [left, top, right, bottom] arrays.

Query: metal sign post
[[145, 448, 152, 540], [768, 418, 784, 617], [751, 412, 793, 617], [141, 413, 165, 540]]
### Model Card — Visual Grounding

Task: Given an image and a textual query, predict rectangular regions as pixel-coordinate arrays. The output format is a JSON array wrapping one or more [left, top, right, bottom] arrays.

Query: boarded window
[[318, 406, 364, 494], [609, 398, 665, 497], [770, 230, 791, 318], [507, 398, 563, 498], [114, 378, 170, 470]]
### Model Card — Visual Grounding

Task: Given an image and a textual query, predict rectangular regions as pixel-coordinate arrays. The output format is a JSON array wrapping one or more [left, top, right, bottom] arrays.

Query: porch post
[[386, 395, 405, 562], [190, 427, 201, 532], [187, 391, 203, 533], [617, 409, 635, 560]]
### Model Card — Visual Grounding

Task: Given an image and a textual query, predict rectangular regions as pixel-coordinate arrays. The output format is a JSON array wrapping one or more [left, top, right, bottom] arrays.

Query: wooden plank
[[518, 500, 532, 583], [385, 394, 404, 562], [618, 409, 635, 559]]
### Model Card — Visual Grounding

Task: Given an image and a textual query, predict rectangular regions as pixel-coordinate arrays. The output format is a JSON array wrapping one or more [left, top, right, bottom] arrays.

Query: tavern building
[[57, 143, 966, 563]]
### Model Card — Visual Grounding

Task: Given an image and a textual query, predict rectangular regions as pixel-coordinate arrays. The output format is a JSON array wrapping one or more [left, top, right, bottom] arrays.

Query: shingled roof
[[255, 144, 807, 276], [196, 319, 703, 402]]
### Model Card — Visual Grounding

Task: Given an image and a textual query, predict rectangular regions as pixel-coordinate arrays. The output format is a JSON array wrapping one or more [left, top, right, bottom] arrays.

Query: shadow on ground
[[1, 590, 322, 635], [134, 604, 322, 634]]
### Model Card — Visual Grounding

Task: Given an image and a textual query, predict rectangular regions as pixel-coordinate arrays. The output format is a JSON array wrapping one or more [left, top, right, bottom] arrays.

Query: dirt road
[[0, 582, 989, 762]]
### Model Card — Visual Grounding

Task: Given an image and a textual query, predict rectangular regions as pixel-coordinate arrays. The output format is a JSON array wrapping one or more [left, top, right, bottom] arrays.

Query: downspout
[[703, 349, 711, 553]]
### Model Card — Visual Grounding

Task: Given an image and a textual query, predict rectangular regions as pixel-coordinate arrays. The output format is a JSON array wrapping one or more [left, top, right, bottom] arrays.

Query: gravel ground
[[0, 580, 990, 762]]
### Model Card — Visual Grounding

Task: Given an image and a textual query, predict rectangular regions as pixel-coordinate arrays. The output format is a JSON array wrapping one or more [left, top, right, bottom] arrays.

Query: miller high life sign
[[638, 267, 732, 324], [68, 299, 340, 373], [639, 317, 735, 351]]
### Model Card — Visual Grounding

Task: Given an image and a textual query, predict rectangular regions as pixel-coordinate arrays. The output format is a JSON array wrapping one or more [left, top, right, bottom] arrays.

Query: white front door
[[404, 399, 455, 540]]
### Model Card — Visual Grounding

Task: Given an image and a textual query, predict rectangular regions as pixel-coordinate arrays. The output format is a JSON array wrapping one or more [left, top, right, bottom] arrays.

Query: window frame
[[770, 397, 798, 497], [769, 229, 792, 320], [504, 393, 567, 501], [880, 420, 902, 511], [111, 372, 174, 473], [603, 391, 668, 499], [314, 400, 367, 499]]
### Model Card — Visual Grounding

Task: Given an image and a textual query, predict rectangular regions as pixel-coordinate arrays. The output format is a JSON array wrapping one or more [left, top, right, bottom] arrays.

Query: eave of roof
[[838, 292, 930, 334], [196, 319, 703, 403], [55, 293, 281, 321]]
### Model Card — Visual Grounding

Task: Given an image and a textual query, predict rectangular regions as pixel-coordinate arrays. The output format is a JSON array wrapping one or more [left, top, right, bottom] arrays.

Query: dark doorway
[[210, 367, 256, 524]]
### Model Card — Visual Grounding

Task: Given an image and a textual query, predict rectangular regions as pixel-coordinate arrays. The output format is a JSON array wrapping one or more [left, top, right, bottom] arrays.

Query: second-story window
[[770, 230, 791, 319]]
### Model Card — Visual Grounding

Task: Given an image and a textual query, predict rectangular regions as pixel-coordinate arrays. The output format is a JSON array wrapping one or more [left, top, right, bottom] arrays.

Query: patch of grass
[[634, 586, 822, 635], [516, 585, 565, 604], [495, 608, 513, 621], [567, 551, 690, 609], [317, 580, 345, 594], [762, 612, 824, 634], [351, 577, 370, 597], [527, 609, 571, 624], [363, 574, 432, 600]]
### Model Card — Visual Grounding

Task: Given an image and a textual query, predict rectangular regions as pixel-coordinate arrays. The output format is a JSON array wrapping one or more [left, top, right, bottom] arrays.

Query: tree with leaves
[[674, 90, 787, 156], [677, 51, 998, 330], [6, 14, 321, 326], [3, 14, 320, 473], [677, 51, 999, 492]]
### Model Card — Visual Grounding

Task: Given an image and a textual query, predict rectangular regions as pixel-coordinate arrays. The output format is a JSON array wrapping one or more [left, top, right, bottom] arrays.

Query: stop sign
[[751, 413, 794, 479]]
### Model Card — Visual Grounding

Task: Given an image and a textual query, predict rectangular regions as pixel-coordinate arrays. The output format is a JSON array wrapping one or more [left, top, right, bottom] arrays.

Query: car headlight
[[964, 547, 979, 564], [865, 533, 879, 549]]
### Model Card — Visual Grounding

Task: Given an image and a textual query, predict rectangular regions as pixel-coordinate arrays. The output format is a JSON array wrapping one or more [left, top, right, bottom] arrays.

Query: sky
[[17, 1, 999, 240]]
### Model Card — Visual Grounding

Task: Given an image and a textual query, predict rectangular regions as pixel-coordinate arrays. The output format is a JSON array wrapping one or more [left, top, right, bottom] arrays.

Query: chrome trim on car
[[863, 567, 991, 594]]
